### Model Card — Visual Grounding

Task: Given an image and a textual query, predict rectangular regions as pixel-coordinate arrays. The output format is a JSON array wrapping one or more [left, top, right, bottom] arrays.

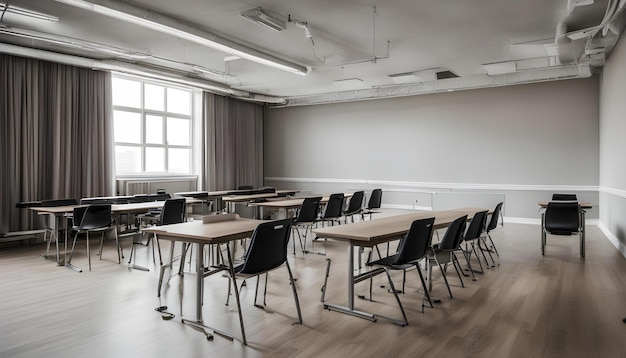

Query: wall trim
[[265, 177, 598, 192], [599, 186, 626, 199], [598, 222, 626, 259]]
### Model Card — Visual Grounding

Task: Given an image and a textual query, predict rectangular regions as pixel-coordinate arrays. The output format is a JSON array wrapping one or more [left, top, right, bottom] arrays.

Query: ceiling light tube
[[54, 0, 309, 75], [0, 3, 59, 21]]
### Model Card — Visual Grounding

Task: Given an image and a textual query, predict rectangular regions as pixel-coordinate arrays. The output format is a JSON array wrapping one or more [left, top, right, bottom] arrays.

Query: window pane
[[114, 111, 141, 144], [145, 84, 165, 111], [145, 147, 165, 172], [112, 77, 141, 108], [167, 88, 191, 115], [167, 117, 190, 145], [145, 115, 163, 144], [168, 148, 190, 173], [115, 146, 141, 174]]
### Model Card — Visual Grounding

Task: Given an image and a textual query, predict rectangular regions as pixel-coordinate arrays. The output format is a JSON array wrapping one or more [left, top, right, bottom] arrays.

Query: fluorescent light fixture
[[241, 7, 286, 32], [333, 78, 365, 90], [0, 26, 151, 59], [388, 72, 418, 84], [482, 61, 517, 75], [54, 0, 308, 75], [191, 65, 234, 79], [0, 3, 59, 22]]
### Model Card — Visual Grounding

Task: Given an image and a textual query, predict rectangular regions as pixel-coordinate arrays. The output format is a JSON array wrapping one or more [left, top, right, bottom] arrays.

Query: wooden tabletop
[[143, 217, 263, 244], [313, 207, 489, 247], [248, 193, 355, 209], [537, 201, 592, 209], [221, 193, 279, 202]]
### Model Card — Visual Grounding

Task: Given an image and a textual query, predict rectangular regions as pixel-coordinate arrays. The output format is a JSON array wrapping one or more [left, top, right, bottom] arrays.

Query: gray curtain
[[0, 54, 114, 233], [202, 92, 264, 191]]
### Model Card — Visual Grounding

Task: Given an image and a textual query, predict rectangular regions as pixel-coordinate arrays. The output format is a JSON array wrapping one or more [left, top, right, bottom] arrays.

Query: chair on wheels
[[482, 202, 503, 266], [342, 191, 364, 224], [428, 215, 468, 299], [366, 217, 435, 326], [460, 210, 489, 281], [67, 204, 121, 272], [542, 201, 585, 261], [361, 189, 382, 221], [224, 218, 301, 345], [132, 198, 185, 272], [291, 196, 322, 254]]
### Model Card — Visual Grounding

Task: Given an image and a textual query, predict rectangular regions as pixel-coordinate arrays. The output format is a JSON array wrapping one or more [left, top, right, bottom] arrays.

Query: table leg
[[181, 242, 235, 342], [323, 243, 376, 322]]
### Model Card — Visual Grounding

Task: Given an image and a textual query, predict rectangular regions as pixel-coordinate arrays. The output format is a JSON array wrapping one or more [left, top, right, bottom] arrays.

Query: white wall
[[265, 77, 600, 221], [599, 31, 626, 255]]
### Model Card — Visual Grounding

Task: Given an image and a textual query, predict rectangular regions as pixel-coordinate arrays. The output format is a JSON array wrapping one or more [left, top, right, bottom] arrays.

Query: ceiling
[[1, 0, 625, 106]]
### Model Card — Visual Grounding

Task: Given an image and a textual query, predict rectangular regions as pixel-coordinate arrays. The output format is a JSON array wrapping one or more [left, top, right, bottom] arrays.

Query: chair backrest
[[148, 193, 171, 201], [552, 193, 577, 201], [394, 217, 435, 264], [344, 191, 364, 215], [41, 198, 78, 207], [237, 218, 294, 275], [294, 197, 322, 224], [160, 198, 186, 225], [486, 202, 503, 232], [76, 204, 112, 230], [438, 215, 468, 251], [545, 201, 580, 234], [321, 193, 344, 219], [237, 185, 254, 190], [367, 189, 382, 209], [463, 210, 488, 242]]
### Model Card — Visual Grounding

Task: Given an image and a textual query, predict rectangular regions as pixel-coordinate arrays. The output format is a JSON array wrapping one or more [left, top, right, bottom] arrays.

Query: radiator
[[117, 176, 198, 196]]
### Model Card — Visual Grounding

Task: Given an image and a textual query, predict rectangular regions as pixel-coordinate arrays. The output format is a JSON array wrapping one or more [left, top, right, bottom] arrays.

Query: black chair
[[552, 193, 577, 201], [366, 217, 435, 326], [224, 218, 301, 345], [460, 210, 489, 281], [237, 185, 254, 190], [482, 202, 503, 266], [342, 191, 364, 224], [312, 193, 345, 254], [542, 201, 585, 261], [291, 196, 322, 254], [131, 198, 185, 271], [67, 204, 121, 272], [319, 193, 344, 226], [361, 189, 382, 221], [428, 215, 468, 299]]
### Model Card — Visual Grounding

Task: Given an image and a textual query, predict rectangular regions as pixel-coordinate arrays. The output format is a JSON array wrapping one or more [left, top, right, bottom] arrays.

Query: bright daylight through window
[[112, 76, 193, 175]]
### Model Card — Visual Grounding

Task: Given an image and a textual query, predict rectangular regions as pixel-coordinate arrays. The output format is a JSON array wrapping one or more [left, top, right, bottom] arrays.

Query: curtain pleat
[[0, 54, 113, 233], [202, 92, 264, 191]]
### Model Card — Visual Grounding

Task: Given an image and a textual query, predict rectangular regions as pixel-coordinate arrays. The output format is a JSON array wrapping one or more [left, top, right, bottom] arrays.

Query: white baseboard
[[598, 222, 626, 259]]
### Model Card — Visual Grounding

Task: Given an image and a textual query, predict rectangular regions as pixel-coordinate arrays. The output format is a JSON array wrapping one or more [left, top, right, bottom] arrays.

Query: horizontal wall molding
[[265, 177, 598, 192], [599, 186, 626, 199]]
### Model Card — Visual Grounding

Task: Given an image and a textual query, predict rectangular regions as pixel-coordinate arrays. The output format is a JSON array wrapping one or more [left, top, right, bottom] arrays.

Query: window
[[112, 76, 194, 175]]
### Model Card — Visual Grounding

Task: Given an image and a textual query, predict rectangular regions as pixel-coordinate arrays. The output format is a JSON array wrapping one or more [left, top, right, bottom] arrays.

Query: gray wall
[[264, 77, 600, 222], [599, 31, 626, 256]]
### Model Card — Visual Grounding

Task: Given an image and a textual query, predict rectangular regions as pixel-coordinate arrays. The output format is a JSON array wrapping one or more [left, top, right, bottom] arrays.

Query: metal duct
[[277, 64, 592, 107]]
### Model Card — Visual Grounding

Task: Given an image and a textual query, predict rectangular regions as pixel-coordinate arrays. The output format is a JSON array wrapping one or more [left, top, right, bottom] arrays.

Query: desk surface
[[537, 201, 592, 209], [248, 193, 354, 209], [313, 207, 489, 246], [30, 201, 168, 215], [143, 218, 262, 244]]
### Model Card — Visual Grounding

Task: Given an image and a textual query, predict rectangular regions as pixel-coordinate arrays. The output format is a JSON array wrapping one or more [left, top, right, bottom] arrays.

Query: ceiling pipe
[[54, 0, 310, 76]]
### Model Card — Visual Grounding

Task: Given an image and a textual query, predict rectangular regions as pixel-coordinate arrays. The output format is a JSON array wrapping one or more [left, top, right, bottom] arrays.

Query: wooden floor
[[2, 211, 626, 358]]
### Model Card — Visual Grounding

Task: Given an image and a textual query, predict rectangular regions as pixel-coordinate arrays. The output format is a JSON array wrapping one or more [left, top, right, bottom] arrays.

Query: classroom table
[[31, 201, 168, 271], [143, 215, 263, 344], [312, 207, 489, 323], [248, 193, 354, 219]]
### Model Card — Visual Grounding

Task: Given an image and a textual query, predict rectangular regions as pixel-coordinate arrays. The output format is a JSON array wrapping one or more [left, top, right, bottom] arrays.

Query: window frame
[[112, 74, 197, 177]]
